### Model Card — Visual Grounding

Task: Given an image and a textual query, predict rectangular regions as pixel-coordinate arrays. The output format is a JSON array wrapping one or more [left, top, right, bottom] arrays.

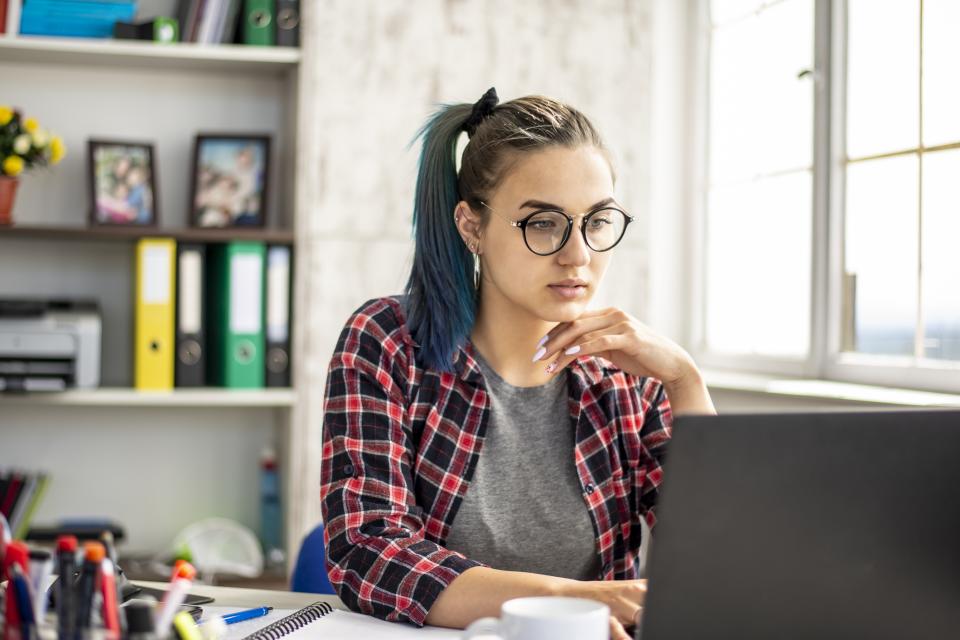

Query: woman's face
[[476, 145, 618, 323]]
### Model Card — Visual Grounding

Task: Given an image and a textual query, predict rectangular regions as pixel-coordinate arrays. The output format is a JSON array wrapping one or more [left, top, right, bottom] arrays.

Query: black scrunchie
[[463, 87, 499, 137]]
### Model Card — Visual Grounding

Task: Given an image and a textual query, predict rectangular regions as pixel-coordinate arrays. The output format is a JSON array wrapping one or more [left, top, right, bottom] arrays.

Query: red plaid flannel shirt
[[320, 296, 672, 626]]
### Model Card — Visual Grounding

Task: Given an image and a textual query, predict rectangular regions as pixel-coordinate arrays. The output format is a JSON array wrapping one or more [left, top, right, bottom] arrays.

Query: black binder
[[265, 245, 291, 387], [175, 243, 206, 387], [275, 0, 299, 47]]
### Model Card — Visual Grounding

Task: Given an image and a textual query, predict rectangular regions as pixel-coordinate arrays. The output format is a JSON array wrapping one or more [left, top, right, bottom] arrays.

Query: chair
[[290, 523, 336, 594]]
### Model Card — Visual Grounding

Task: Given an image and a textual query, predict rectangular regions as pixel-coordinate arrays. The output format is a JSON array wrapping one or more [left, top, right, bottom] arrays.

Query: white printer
[[0, 299, 101, 391]]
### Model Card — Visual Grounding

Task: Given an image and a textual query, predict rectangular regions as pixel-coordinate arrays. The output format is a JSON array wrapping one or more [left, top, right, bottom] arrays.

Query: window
[[697, 0, 960, 391]]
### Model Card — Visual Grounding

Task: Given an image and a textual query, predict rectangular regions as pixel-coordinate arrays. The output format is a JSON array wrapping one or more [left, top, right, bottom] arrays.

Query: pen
[[155, 561, 196, 635], [2, 541, 30, 640], [100, 558, 122, 636], [56, 535, 79, 640], [27, 548, 53, 623], [74, 541, 105, 633], [10, 563, 36, 640], [221, 606, 273, 625]]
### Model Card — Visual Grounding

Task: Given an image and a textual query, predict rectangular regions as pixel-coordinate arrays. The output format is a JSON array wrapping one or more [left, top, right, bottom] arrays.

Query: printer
[[0, 299, 101, 391]]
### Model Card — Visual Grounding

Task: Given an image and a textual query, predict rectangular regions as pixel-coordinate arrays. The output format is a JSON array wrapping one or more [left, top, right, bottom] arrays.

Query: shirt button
[[585, 483, 595, 495], [343, 464, 355, 477]]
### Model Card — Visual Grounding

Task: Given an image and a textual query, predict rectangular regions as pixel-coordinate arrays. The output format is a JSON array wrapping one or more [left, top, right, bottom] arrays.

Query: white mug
[[461, 596, 610, 640]]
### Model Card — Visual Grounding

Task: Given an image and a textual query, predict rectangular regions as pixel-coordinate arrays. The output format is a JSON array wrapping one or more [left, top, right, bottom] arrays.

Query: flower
[[49, 136, 66, 165], [0, 107, 12, 127], [13, 134, 31, 155], [31, 129, 48, 148], [2, 156, 24, 177], [23, 117, 39, 133]]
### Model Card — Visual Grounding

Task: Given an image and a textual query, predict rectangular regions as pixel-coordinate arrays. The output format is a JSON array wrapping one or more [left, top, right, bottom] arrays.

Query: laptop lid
[[639, 410, 960, 640]]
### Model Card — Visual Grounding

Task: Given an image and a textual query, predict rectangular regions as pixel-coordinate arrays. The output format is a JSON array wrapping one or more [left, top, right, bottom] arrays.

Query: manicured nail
[[532, 347, 546, 362], [545, 362, 558, 374], [565, 345, 581, 355], [537, 335, 549, 348]]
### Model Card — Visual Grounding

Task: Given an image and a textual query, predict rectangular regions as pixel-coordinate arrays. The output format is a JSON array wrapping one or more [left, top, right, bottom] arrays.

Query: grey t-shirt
[[444, 350, 601, 580]]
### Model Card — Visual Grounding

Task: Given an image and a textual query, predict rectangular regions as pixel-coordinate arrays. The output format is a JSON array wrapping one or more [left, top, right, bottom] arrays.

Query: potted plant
[[0, 106, 66, 225]]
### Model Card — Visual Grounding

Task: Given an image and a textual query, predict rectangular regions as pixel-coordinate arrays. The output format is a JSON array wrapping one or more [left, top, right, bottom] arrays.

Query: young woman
[[320, 88, 716, 640]]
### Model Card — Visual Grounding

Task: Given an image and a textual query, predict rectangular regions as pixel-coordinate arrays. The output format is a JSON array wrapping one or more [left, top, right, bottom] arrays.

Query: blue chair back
[[290, 523, 336, 594]]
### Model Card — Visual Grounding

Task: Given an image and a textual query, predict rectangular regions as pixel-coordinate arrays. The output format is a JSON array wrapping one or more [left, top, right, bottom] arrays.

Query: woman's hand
[[534, 306, 716, 415], [553, 578, 646, 640]]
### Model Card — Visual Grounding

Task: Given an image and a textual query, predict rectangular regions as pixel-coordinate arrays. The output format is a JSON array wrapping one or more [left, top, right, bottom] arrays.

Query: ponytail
[[404, 103, 476, 372]]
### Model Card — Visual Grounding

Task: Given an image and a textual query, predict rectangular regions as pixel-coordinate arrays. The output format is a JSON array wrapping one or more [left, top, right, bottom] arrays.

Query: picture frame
[[88, 139, 159, 227], [189, 134, 271, 228]]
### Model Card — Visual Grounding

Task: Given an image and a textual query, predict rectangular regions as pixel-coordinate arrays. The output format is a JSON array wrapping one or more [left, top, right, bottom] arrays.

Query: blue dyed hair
[[404, 95, 610, 372]]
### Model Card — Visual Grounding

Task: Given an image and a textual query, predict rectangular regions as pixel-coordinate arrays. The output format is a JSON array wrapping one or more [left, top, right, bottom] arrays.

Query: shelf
[[0, 225, 295, 245], [0, 36, 300, 74], [0, 387, 296, 407]]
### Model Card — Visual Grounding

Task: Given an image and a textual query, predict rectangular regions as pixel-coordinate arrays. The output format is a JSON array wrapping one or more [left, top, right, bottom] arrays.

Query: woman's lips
[[548, 284, 588, 299]]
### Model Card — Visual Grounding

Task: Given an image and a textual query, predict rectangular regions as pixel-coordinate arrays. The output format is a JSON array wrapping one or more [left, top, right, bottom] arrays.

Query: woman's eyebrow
[[518, 197, 616, 211]]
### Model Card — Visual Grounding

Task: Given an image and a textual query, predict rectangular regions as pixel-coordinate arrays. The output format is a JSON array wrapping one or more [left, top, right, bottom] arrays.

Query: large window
[[698, 0, 960, 391]]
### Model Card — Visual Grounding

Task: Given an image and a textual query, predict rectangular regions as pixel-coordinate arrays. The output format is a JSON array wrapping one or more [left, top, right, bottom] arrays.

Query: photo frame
[[88, 139, 159, 227], [189, 134, 271, 228]]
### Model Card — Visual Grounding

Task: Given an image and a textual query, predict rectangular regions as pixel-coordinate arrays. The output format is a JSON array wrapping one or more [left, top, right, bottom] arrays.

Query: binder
[[242, 0, 274, 46], [206, 241, 266, 388], [135, 238, 176, 390], [175, 243, 206, 387], [275, 0, 297, 47], [265, 245, 291, 387]]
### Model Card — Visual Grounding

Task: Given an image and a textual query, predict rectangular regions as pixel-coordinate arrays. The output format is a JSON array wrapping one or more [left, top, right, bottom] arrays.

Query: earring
[[472, 243, 481, 289]]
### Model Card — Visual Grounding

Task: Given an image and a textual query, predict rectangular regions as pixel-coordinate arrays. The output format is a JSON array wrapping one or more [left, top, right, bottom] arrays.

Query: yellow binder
[[135, 238, 176, 390]]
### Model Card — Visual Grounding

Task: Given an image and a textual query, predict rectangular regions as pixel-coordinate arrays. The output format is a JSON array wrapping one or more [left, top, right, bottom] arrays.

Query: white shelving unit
[[0, 34, 307, 563]]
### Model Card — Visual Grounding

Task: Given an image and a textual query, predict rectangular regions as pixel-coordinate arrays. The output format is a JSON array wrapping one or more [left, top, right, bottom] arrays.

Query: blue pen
[[11, 562, 37, 637], [221, 606, 273, 624]]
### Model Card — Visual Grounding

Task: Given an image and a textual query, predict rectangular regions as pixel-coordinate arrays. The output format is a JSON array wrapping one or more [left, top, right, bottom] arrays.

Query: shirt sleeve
[[636, 378, 673, 530], [320, 316, 485, 627]]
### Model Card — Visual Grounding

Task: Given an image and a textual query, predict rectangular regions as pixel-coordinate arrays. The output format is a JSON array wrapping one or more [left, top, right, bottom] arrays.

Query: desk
[[133, 581, 347, 612]]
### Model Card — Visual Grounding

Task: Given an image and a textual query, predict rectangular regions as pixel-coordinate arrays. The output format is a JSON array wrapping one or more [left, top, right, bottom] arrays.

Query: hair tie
[[463, 87, 499, 137]]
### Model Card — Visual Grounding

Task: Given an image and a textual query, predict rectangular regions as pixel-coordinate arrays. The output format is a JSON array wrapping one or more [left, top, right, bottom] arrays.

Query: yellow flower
[[23, 117, 39, 133], [0, 107, 12, 127], [2, 155, 24, 177], [50, 136, 66, 165]]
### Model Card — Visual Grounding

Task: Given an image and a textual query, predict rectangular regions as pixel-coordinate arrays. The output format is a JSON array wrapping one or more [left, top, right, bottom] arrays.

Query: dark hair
[[404, 94, 611, 371]]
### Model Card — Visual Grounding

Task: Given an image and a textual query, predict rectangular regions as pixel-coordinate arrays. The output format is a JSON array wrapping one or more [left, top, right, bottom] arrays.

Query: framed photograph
[[88, 139, 159, 226], [189, 134, 271, 228]]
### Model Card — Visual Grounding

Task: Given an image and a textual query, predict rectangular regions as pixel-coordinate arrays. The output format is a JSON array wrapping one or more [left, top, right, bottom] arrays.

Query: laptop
[[638, 410, 960, 640]]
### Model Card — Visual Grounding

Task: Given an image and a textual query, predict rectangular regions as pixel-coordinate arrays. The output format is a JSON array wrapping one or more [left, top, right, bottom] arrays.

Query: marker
[[56, 535, 79, 640], [10, 563, 36, 640], [27, 549, 53, 623], [100, 558, 122, 636], [154, 561, 196, 635], [172, 610, 203, 640], [221, 606, 273, 625], [2, 541, 30, 640], [74, 542, 106, 633], [123, 598, 158, 640]]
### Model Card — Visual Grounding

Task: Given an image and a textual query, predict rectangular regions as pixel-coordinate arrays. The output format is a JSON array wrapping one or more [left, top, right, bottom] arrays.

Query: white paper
[[266, 247, 290, 341], [179, 250, 202, 333], [230, 253, 263, 334], [142, 245, 171, 305]]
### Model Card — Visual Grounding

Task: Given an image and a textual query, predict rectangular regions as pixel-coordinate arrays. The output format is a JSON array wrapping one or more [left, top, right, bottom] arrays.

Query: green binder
[[206, 241, 267, 388], [243, 0, 276, 46]]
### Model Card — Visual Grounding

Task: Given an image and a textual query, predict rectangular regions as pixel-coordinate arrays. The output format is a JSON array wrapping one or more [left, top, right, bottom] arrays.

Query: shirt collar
[[453, 339, 614, 390]]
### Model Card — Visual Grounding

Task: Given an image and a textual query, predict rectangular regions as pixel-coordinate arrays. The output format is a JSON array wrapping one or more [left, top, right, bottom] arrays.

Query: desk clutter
[[0, 470, 49, 542]]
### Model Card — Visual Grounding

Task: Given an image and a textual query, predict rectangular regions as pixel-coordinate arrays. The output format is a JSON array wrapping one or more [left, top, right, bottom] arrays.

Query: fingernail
[[532, 347, 546, 363], [564, 345, 580, 356], [537, 335, 549, 348], [545, 362, 558, 374]]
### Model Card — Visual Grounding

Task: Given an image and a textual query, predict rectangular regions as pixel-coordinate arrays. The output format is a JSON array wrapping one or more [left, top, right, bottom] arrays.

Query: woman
[[320, 88, 716, 640]]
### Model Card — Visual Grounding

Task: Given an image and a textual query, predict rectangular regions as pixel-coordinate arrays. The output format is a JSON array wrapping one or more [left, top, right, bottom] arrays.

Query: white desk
[[133, 581, 347, 611]]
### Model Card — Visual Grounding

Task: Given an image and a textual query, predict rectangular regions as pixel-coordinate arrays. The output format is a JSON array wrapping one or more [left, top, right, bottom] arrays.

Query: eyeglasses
[[479, 201, 634, 256]]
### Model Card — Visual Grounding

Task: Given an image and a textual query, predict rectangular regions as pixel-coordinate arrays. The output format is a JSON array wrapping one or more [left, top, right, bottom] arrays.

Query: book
[[205, 603, 462, 640]]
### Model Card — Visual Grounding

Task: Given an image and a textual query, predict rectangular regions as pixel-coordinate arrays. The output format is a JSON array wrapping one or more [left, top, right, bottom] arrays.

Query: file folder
[[175, 243, 206, 387], [275, 0, 298, 47], [135, 238, 176, 390], [242, 0, 275, 46], [206, 241, 266, 388], [265, 245, 291, 387]]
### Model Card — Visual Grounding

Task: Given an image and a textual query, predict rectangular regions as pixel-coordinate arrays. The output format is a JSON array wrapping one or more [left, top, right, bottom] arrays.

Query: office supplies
[[206, 242, 266, 388], [640, 410, 960, 640], [135, 238, 176, 390], [222, 606, 272, 625], [173, 610, 203, 640], [155, 562, 196, 634], [4, 0, 19, 36], [19, 0, 136, 38], [75, 542, 105, 632], [264, 245, 291, 387], [124, 598, 158, 640], [12, 473, 49, 540], [55, 535, 78, 640], [114, 17, 180, 43], [0, 511, 10, 557], [0, 299, 101, 391], [10, 563, 36, 637], [274, 0, 297, 47], [27, 549, 52, 621], [28, 519, 125, 543], [100, 558, 121, 635], [3, 541, 30, 634], [242, 0, 274, 46], [176, 243, 207, 387], [200, 613, 227, 640]]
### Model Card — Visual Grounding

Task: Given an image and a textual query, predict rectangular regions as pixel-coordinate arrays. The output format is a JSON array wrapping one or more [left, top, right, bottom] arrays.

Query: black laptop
[[639, 410, 960, 640]]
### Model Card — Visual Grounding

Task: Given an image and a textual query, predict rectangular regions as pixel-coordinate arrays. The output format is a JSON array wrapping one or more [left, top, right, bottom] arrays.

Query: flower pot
[[0, 176, 19, 226]]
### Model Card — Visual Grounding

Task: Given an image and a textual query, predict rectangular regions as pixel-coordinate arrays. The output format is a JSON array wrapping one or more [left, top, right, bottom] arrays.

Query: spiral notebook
[[208, 602, 463, 640]]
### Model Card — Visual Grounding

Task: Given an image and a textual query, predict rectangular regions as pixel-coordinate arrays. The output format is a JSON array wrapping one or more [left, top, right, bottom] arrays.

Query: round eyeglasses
[[480, 201, 634, 256]]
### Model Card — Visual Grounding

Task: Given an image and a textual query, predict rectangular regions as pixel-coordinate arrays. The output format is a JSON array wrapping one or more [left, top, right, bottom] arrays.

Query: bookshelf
[[0, 34, 307, 562]]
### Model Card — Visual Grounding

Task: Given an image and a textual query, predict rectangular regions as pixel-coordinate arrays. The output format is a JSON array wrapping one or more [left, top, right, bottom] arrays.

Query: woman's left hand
[[535, 307, 696, 387]]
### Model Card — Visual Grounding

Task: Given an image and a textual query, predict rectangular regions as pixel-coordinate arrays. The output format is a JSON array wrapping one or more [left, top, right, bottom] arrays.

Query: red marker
[[100, 558, 121, 636], [2, 541, 30, 640]]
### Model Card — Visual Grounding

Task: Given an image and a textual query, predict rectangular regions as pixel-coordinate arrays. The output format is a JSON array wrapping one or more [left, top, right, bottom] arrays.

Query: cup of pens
[[1, 515, 211, 640]]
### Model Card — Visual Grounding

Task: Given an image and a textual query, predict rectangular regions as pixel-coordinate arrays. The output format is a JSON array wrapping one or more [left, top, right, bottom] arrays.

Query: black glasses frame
[[481, 202, 635, 256]]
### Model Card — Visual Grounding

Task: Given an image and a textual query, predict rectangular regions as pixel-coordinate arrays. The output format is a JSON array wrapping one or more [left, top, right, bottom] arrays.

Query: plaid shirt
[[320, 296, 673, 626]]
